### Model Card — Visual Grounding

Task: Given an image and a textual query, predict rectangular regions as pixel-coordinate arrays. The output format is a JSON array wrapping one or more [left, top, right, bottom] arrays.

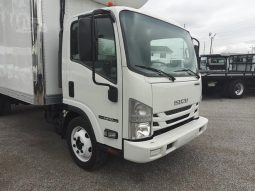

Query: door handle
[[69, 81, 74, 97]]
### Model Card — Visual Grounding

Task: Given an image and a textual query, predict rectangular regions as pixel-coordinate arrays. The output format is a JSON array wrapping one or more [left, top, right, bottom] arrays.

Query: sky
[[141, 0, 255, 54]]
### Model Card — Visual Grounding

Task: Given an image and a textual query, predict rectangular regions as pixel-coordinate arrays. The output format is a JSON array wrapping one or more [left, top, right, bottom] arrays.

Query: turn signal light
[[104, 129, 118, 139]]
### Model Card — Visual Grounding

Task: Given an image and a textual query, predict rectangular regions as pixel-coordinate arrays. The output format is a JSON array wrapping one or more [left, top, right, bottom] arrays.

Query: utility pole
[[209, 33, 216, 55]]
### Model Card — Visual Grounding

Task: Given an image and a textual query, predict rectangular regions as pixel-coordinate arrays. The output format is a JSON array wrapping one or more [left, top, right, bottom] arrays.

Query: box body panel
[[0, 0, 34, 103], [0, 0, 103, 105], [42, 0, 62, 99]]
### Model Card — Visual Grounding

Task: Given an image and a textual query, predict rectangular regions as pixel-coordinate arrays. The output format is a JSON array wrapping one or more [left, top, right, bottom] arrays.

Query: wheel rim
[[71, 126, 92, 162], [234, 83, 244, 96]]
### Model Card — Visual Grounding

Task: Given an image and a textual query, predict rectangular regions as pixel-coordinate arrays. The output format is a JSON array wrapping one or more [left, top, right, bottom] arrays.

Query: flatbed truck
[[200, 54, 255, 98]]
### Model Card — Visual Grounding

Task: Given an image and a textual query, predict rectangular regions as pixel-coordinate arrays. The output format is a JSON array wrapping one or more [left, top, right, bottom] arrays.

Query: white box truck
[[0, 0, 208, 170]]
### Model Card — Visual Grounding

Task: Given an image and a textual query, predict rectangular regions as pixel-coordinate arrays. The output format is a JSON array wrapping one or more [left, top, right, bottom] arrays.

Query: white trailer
[[0, 0, 145, 105], [0, 0, 208, 170]]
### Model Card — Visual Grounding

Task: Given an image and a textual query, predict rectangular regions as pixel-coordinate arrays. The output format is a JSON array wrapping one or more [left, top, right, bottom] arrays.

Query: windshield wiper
[[174, 69, 200, 79], [135, 65, 176, 81]]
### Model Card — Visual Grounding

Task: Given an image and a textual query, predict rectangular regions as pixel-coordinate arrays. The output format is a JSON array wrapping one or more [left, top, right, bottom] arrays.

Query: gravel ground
[[0, 93, 255, 191]]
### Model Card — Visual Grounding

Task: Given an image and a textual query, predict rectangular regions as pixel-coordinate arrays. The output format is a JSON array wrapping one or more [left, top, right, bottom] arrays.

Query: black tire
[[228, 80, 245, 99], [66, 116, 106, 170], [0, 97, 11, 116]]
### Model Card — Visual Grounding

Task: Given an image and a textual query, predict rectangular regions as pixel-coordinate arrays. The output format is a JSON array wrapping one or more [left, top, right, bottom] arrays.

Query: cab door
[[66, 14, 122, 149]]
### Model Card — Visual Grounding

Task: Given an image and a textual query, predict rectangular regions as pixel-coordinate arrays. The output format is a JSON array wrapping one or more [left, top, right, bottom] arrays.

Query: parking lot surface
[[0, 93, 255, 191]]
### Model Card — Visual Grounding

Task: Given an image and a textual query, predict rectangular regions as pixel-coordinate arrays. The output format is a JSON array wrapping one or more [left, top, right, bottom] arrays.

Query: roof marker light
[[107, 1, 114, 7]]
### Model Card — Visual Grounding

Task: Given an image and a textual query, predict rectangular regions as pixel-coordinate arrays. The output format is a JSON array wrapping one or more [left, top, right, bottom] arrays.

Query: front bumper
[[124, 116, 208, 163]]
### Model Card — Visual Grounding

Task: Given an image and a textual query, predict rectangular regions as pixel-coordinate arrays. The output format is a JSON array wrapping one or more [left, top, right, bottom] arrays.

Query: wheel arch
[[62, 104, 104, 143]]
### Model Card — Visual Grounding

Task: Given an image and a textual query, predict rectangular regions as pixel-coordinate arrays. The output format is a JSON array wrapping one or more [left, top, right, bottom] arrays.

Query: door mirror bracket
[[78, 9, 118, 103], [91, 9, 118, 103]]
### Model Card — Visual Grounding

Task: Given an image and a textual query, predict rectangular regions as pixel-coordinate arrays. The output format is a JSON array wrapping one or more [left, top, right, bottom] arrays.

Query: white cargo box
[[0, 0, 148, 105]]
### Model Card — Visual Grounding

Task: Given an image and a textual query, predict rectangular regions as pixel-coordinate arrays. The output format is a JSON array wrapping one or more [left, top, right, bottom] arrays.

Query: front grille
[[154, 118, 195, 136], [166, 114, 189, 124], [165, 105, 192, 115], [152, 103, 199, 132], [153, 122, 159, 126]]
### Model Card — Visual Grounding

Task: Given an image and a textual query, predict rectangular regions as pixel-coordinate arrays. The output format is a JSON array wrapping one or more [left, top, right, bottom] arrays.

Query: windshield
[[120, 11, 198, 77]]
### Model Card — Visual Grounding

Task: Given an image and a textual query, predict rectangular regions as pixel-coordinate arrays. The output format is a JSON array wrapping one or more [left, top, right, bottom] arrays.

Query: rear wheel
[[0, 96, 12, 116], [228, 80, 245, 98], [66, 117, 106, 170]]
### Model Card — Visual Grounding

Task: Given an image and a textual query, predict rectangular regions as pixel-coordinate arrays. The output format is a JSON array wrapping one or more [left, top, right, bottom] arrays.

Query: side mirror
[[192, 37, 200, 65], [194, 45, 199, 59], [108, 86, 118, 103]]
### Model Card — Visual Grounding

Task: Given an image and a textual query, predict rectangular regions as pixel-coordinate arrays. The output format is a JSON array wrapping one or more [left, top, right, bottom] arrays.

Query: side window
[[70, 22, 79, 61], [95, 17, 117, 83], [70, 17, 117, 84]]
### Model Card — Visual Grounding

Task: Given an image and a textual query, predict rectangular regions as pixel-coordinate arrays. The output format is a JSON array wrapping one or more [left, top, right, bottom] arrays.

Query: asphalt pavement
[[0, 93, 254, 191]]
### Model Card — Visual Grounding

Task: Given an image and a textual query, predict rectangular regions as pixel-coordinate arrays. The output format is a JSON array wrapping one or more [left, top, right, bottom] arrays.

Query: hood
[[150, 78, 201, 113]]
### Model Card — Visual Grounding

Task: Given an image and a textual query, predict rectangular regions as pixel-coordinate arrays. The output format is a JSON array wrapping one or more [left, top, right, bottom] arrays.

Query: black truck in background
[[199, 54, 255, 98]]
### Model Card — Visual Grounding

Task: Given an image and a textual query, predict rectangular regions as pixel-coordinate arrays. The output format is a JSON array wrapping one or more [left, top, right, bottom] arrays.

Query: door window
[[70, 17, 117, 84]]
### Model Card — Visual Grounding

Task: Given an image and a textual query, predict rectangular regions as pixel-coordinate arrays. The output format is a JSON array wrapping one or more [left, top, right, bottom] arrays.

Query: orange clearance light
[[107, 1, 114, 7]]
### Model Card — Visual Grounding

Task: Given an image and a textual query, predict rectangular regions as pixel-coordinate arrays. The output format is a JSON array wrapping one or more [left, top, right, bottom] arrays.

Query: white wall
[[0, 0, 34, 100]]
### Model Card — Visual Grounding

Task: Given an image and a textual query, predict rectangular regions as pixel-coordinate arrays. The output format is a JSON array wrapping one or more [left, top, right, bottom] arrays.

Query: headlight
[[129, 99, 152, 140]]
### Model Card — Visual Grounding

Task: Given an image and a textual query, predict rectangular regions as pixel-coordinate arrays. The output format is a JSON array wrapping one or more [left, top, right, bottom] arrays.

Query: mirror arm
[[192, 37, 200, 48], [91, 10, 111, 88], [91, 9, 118, 103]]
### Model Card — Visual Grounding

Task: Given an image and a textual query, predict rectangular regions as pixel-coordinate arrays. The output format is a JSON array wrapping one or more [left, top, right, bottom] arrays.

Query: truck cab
[[62, 6, 208, 169], [200, 54, 229, 71]]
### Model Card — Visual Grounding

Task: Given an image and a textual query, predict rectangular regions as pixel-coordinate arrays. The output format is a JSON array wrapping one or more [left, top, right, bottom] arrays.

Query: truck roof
[[201, 53, 255, 58], [200, 54, 230, 57], [70, 6, 187, 33], [93, 0, 148, 9]]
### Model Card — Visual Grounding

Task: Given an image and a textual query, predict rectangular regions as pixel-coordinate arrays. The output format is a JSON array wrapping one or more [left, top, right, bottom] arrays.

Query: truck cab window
[[71, 22, 79, 61], [95, 17, 117, 83], [150, 38, 193, 70], [70, 17, 117, 84]]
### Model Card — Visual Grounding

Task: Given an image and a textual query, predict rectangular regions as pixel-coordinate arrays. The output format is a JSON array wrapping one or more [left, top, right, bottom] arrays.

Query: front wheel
[[66, 117, 106, 170], [228, 80, 245, 99]]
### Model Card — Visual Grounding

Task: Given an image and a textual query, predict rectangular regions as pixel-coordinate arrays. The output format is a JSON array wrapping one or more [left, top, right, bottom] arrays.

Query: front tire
[[66, 117, 106, 170]]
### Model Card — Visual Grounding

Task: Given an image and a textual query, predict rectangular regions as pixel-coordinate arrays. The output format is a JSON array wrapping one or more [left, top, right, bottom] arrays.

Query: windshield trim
[[119, 10, 197, 78]]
